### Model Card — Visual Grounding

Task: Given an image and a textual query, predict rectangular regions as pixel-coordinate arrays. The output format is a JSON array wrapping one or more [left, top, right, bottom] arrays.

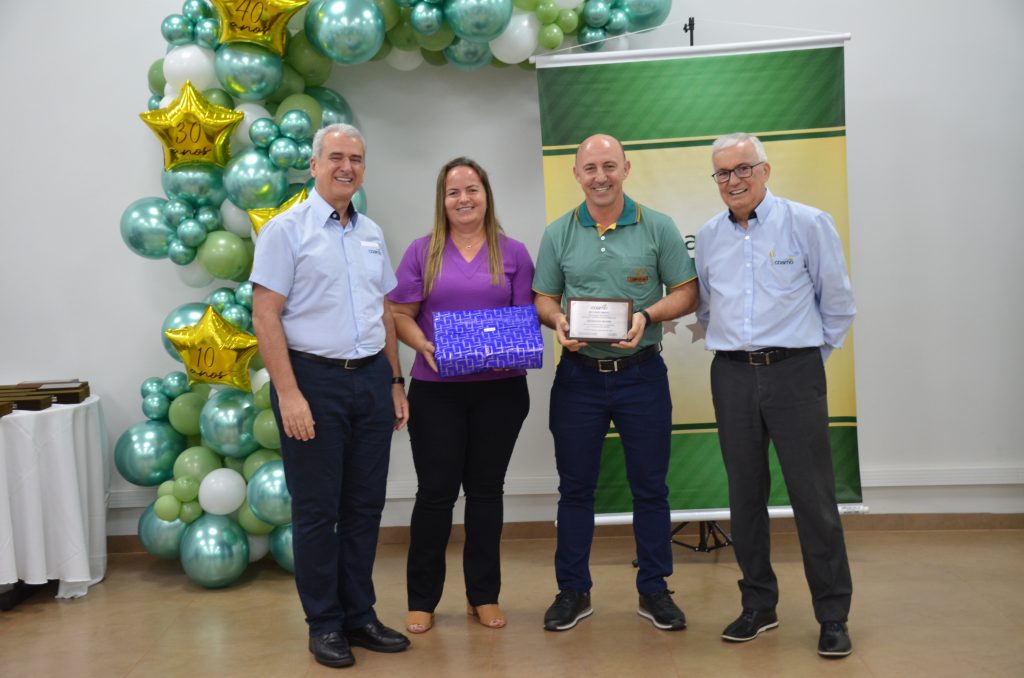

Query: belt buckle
[[597, 358, 618, 373], [748, 351, 770, 366], [342, 359, 359, 370]]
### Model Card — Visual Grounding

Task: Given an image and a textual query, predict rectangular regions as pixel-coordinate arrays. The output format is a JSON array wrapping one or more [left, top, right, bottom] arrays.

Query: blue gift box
[[432, 306, 544, 378]]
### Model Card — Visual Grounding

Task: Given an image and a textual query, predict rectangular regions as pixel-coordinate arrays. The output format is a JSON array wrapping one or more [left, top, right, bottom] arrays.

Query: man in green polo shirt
[[533, 133, 698, 632]]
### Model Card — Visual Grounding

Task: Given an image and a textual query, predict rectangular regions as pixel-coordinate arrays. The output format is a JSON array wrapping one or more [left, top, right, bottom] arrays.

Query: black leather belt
[[562, 344, 661, 373], [718, 346, 817, 366], [289, 349, 380, 369]]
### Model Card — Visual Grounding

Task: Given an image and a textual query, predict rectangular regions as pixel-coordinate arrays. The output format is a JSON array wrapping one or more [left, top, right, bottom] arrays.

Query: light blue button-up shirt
[[695, 190, 855, 360], [250, 189, 397, 359]]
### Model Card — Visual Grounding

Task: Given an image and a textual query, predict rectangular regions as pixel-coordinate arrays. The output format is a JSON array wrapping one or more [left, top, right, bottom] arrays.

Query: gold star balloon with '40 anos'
[[139, 81, 244, 170], [165, 306, 259, 391], [248, 186, 308, 237], [210, 0, 308, 56]]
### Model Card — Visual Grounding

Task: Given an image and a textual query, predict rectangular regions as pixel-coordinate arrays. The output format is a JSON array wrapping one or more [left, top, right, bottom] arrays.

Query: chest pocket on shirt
[[360, 239, 386, 281], [763, 250, 806, 290], [620, 255, 657, 289]]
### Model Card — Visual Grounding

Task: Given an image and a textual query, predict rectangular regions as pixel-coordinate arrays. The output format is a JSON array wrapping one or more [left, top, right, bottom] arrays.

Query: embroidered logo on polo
[[626, 266, 649, 284], [432, 306, 544, 378]]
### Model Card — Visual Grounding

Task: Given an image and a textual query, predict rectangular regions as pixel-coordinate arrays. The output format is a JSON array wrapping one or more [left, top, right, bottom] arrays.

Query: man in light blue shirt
[[251, 123, 410, 668], [695, 133, 856, 658]]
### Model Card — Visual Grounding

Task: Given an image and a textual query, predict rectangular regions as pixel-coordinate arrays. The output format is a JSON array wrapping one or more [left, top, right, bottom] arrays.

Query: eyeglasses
[[711, 161, 765, 184]]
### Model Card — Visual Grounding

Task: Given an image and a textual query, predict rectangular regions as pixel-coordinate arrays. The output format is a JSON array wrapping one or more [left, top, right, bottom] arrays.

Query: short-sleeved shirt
[[532, 194, 696, 359], [388, 234, 536, 382], [250, 188, 397, 360]]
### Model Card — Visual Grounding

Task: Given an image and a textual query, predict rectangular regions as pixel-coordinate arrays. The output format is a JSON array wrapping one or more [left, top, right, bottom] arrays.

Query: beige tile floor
[[2, 529, 1022, 678]]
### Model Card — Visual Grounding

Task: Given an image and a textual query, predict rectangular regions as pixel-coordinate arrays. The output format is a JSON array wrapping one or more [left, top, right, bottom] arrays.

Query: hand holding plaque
[[567, 297, 634, 343]]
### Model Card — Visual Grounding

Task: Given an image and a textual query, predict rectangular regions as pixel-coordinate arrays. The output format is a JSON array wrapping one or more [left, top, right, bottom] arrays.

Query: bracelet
[[640, 309, 653, 326], [391, 377, 405, 385]]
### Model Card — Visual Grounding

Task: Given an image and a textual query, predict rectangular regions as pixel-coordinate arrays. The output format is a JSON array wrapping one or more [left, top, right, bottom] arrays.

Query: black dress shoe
[[818, 621, 853, 658], [638, 590, 686, 630], [721, 608, 779, 642], [309, 631, 355, 668], [543, 590, 593, 631], [346, 620, 411, 653]]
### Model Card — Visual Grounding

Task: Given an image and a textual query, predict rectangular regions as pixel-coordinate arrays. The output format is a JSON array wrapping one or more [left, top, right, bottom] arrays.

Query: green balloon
[[157, 480, 176, 498], [371, 39, 393, 61], [556, 9, 579, 34], [224, 455, 246, 473], [285, 30, 333, 86], [154, 494, 182, 522], [173, 445, 223, 481], [539, 23, 564, 50], [191, 383, 213, 399], [179, 500, 203, 524], [514, 0, 538, 9], [173, 475, 201, 502], [243, 448, 282, 481], [387, 20, 418, 50], [148, 58, 166, 95], [275, 94, 322, 129], [197, 230, 249, 280], [267, 63, 305, 104], [535, 0, 559, 25], [415, 23, 454, 51], [238, 501, 275, 535], [253, 382, 272, 410], [374, 0, 401, 31], [253, 409, 281, 449], [168, 391, 206, 436], [202, 88, 235, 109], [250, 351, 265, 372]]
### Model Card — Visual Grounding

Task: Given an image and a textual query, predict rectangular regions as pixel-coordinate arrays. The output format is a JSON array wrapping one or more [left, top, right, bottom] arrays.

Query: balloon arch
[[116, 0, 671, 588]]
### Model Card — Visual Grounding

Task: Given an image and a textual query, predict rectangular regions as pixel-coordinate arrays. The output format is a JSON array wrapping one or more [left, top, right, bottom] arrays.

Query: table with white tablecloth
[[0, 396, 109, 598]]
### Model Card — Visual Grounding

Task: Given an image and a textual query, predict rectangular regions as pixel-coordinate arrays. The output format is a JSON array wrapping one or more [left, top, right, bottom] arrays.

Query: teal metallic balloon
[[410, 1, 444, 34], [583, 0, 610, 28], [138, 503, 188, 560], [168, 239, 197, 265], [214, 42, 284, 102], [278, 110, 313, 142], [248, 117, 280, 148], [247, 460, 292, 525], [352, 185, 367, 213], [114, 420, 187, 486], [141, 377, 165, 397], [223, 148, 287, 209], [162, 371, 191, 399], [234, 281, 254, 309], [182, 0, 214, 21], [270, 523, 294, 572], [268, 137, 301, 169], [147, 95, 162, 111], [305, 0, 386, 65], [200, 388, 261, 458], [162, 14, 195, 46], [294, 142, 313, 170], [120, 197, 173, 259], [605, 7, 628, 34], [161, 302, 208, 361], [143, 393, 171, 420], [578, 25, 607, 51], [163, 198, 195, 227], [194, 17, 220, 49], [443, 0, 512, 42], [179, 514, 250, 588], [395, 0, 416, 6], [162, 164, 227, 208], [205, 286, 236, 311], [304, 86, 353, 127], [221, 303, 252, 331], [443, 36, 492, 71], [195, 205, 223, 232], [176, 218, 207, 247], [619, 0, 670, 31]]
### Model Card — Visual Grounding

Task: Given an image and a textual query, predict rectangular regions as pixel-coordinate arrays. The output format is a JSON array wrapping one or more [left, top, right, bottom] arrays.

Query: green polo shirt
[[533, 194, 696, 359]]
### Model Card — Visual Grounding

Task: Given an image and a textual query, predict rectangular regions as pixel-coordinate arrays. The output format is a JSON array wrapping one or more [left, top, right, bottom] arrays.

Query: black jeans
[[711, 349, 852, 623], [406, 376, 529, 611]]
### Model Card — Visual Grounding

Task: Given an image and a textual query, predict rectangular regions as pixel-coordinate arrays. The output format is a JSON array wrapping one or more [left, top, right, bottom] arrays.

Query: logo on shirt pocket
[[768, 248, 795, 265], [361, 240, 382, 255], [626, 266, 650, 284]]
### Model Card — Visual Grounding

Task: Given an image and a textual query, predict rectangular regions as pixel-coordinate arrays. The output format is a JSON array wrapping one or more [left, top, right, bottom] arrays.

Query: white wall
[[2, 1, 1022, 535]]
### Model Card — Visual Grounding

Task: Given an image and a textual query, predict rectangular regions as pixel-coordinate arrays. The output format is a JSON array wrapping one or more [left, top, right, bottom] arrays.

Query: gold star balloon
[[210, 0, 309, 55], [165, 306, 259, 391], [140, 81, 244, 170], [249, 187, 308, 237]]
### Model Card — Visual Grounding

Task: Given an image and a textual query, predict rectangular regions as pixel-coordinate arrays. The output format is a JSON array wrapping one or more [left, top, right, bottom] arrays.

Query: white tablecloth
[[0, 396, 109, 598]]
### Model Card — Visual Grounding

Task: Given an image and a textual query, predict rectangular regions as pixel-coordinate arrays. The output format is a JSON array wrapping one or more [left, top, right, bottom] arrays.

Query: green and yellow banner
[[536, 45, 860, 513]]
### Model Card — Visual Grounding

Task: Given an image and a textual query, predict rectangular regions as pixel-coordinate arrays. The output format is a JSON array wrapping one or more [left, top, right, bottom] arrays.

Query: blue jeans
[[549, 353, 673, 595]]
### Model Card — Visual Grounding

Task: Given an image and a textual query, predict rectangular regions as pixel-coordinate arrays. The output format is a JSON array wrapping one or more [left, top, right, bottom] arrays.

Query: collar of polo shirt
[[575, 193, 642, 230]]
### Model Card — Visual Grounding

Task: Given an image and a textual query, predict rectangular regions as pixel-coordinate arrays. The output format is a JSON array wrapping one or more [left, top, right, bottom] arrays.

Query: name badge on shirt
[[361, 240, 382, 255]]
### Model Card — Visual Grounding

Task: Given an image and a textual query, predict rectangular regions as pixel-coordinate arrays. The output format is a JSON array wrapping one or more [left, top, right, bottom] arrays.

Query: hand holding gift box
[[432, 306, 544, 378]]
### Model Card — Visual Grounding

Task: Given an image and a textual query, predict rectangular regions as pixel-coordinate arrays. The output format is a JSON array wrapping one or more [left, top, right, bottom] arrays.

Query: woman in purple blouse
[[388, 157, 535, 634]]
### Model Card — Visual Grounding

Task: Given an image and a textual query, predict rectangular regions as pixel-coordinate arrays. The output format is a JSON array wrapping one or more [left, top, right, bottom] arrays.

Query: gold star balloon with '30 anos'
[[210, 0, 308, 56], [248, 187, 308, 237], [139, 81, 244, 170], [165, 306, 259, 391]]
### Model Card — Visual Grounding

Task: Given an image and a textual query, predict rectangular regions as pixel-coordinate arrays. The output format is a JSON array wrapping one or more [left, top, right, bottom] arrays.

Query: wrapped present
[[432, 306, 544, 378]]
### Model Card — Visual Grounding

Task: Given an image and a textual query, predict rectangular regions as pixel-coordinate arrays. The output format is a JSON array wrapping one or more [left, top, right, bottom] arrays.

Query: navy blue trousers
[[271, 352, 395, 637], [549, 354, 674, 595]]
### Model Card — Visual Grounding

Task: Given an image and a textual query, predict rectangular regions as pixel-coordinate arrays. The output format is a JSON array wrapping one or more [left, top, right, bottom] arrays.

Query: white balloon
[[251, 368, 271, 394], [230, 102, 272, 152], [248, 534, 270, 562], [385, 47, 424, 71], [163, 44, 218, 92], [554, 0, 578, 9], [198, 468, 248, 515], [175, 258, 215, 288], [159, 93, 175, 108], [490, 10, 541, 65], [605, 35, 630, 52], [220, 198, 255, 238]]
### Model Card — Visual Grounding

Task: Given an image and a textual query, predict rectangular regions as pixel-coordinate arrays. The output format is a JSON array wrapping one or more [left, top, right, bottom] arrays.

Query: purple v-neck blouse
[[389, 234, 536, 382]]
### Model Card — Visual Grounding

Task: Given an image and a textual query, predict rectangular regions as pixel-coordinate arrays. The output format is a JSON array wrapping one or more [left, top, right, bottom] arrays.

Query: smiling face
[[573, 134, 630, 215], [713, 140, 770, 221], [444, 165, 487, 234], [309, 131, 365, 210]]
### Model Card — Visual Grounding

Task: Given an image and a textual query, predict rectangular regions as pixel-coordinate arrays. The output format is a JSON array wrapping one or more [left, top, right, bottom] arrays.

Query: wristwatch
[[640, 309, 653, 327], [391, 377, 405, 385]]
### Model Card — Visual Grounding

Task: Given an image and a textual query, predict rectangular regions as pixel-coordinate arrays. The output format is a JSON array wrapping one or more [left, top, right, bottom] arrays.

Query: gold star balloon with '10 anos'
[[209, 0, 308, 56], [139, 81, 244, 170], [165, 306, 259, 391]]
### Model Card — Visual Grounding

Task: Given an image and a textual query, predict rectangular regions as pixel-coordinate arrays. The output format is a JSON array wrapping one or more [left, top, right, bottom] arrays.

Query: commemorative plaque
[[566, 297, 633, 343]]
